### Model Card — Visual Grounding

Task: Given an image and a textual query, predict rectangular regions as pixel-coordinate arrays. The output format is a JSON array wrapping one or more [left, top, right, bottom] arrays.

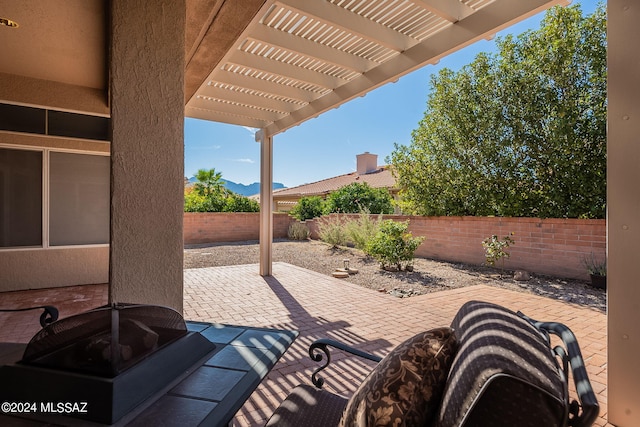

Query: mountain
[[222, 179, 286, 196], [187, 177, 285, 196]]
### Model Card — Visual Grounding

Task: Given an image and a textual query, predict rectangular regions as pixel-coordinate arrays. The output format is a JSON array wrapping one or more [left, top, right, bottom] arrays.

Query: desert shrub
[[344, 210, 381, 251], [583, 252, 606, 276], [288, 222, 310, 240], [317, 215, 348, 247], [481, 233, 515, 267], [366, 220, 424, 270], [290, 196, 325, 221]]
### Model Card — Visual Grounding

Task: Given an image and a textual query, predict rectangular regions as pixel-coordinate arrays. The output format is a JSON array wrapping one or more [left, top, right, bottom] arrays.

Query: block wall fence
[[183, 212, 293, 244], [184, 212, 606, 281]]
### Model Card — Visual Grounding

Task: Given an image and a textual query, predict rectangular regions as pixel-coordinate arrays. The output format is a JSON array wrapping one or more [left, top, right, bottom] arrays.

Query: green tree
[[390, 3, 606, 218], [193, 168, 227, 198], [324, 182, 394, 215], [290, 196, 325, 221], [223, 193, 260, 212]]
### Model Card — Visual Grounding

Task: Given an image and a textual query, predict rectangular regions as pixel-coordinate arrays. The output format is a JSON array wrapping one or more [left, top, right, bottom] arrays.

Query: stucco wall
[[0, 72, 108, 116], [108, 0, 186, 312], [0, 132, 110, 153], [0, 247, 108, 291]]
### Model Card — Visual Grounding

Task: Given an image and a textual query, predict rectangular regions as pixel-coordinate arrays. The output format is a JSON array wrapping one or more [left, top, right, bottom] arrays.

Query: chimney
[[356, 152, 378, 175]]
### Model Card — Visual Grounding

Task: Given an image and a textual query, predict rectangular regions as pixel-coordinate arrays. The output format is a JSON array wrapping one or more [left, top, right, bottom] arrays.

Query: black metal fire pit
[[0, 304, 217, 424]]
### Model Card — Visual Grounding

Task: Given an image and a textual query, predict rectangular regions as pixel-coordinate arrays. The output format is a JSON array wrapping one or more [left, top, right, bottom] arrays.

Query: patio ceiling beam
[[275, 0, 414, 52], [187, 97, 285, 123], [213, 70, 321, 103], [228, 50, 349, 90], [198, 85, 305, 113], [412, 0, 476, 23], [248, 25, 378, 73], [185, 106, 268, 129], [261, 0, 565, 137]]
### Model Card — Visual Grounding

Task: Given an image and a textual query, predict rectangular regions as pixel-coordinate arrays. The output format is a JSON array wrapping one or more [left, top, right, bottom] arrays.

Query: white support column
[[257, 130, 273, 276]]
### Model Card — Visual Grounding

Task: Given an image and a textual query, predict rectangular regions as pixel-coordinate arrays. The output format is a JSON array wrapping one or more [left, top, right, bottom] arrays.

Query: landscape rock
[[184, 239, 605, 313]]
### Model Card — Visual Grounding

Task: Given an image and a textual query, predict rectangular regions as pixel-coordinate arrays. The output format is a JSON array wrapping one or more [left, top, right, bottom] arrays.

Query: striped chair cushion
[[434, 301, 567, 427]]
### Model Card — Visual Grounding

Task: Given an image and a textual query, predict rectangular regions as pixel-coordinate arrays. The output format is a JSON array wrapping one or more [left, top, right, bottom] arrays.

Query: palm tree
[[193, 168, 227, 197]]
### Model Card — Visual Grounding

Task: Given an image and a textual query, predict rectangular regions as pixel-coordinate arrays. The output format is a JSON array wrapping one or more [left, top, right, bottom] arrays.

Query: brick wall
[[184, 213, 605, 280], [183, 212, 292, 245], [306, 214, 606, 280]]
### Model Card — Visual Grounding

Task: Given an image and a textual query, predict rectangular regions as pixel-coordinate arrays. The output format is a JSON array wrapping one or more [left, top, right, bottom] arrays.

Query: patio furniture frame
[[0, 305, 58, 328], [266, 300, 599, 427]]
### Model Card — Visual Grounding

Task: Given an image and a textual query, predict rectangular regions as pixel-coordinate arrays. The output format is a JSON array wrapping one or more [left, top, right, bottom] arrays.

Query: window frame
[[0, 143, 110, 251]]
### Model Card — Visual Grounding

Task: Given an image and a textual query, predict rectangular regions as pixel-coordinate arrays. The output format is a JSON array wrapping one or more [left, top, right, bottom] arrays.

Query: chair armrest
[[518, 312, 599, 427], [309, 338, 382, 388]]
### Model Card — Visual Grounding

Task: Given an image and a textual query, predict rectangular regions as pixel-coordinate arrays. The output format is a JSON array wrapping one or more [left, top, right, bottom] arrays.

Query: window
[[50, 152, 110, 246], [0, 148, 42, 247], [0, 147, 109, 249], [0, 103, 109, 140]]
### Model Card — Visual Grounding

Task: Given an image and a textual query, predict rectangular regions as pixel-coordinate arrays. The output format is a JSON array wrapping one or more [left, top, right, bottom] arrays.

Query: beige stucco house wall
[[0, 1, 188, 312]]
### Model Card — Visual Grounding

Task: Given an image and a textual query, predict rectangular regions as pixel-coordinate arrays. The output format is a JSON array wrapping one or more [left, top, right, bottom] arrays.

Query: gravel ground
[[184, 239, 606, 313]]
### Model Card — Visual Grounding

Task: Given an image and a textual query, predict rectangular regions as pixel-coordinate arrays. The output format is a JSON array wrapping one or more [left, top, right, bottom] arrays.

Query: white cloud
[[242, 126, 259, 135], [188, 144, 220, 151], [234, 158, 255, 164]]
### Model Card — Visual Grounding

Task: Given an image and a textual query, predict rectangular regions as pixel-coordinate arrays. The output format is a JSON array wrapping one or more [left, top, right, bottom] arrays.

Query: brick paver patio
[[0, 262, 610, 426]]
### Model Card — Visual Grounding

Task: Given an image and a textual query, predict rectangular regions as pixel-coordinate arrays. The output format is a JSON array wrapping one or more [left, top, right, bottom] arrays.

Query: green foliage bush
[[317, 215, 348, 248], [184, 189, 225, 212], [184, 168, 260, 213], [324, 182, 394, 215], [223, 193, 260, 212], [290, 196, 325, 221], [288, 222, 310, 240], [366, 220, 424, 270], [184, 189, 259, 213], [344, 211, 381, 251], [390, 4, 606, 218]]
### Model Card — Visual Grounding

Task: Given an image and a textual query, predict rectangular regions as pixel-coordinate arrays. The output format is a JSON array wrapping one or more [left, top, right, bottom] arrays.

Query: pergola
[[1, 0, 638, 425], [184, 0, 569, 275]]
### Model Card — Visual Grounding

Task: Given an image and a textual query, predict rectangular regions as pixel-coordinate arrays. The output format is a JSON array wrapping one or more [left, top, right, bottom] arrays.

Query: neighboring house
[[253, 152, 398, 212]]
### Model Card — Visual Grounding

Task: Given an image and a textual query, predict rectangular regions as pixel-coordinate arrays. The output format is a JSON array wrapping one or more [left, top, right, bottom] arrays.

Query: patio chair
[[265, 300, 599, 427]]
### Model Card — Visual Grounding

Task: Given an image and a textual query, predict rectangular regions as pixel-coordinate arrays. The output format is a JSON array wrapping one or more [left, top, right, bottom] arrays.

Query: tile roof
[[272, 166, 396, 199]]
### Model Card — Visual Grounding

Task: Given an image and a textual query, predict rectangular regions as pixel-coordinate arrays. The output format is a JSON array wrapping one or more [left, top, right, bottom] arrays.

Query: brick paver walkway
[[0, 262, 610, 426], [183, 263, 609, 427]]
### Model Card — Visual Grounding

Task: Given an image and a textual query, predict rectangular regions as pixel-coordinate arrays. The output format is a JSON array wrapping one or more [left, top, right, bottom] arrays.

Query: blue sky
[[184, 0, 600, 188]]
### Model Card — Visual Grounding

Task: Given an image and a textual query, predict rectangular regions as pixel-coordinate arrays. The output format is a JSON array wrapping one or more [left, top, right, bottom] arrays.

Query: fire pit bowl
[[0, 303, 217, 424]]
